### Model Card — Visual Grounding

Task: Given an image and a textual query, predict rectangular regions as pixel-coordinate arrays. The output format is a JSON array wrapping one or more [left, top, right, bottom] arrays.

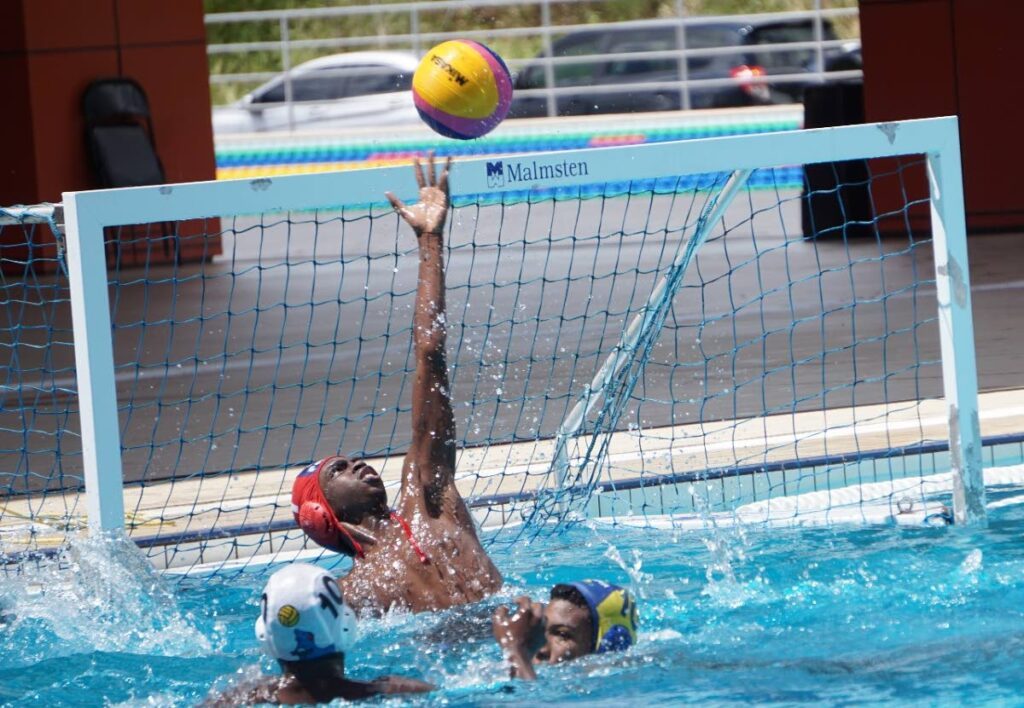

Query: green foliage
[[204, 0, 858, 105]]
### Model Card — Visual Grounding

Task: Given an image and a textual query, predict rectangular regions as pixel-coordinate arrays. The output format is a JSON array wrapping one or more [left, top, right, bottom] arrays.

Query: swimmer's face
[[319, 456, 387, 523], [533, 598, 594, 665]]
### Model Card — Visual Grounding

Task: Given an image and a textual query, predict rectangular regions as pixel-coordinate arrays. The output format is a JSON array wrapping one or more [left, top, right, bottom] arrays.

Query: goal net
[[0, 117, 989, 578]]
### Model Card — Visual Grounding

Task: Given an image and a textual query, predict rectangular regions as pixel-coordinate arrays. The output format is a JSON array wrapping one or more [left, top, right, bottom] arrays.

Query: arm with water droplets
[[386, 153, 459, 515]]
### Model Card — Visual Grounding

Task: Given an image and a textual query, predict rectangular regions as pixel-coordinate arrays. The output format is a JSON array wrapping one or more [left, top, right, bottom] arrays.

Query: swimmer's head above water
[[202, 563, 434, 705], [291, 456, 388, 557], [256, 562, 357, 663], [492, 580, 639, 680]]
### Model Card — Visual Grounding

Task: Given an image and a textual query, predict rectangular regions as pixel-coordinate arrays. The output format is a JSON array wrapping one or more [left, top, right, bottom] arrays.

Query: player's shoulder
[[201, 676, 284, 706]]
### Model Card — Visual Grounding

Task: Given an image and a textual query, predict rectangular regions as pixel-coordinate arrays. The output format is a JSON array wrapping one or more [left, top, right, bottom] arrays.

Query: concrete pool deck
[[3, 387, 1021, 571]]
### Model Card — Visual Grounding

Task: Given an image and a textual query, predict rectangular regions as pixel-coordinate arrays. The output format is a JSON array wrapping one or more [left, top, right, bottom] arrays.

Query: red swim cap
[[291, 457, 365, 557]]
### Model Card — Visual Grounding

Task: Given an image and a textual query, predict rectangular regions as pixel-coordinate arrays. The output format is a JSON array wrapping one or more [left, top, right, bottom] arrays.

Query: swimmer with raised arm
[[291, 154, 502, 615], [492, 580, 638, 680], [205, 564, 433, 705]]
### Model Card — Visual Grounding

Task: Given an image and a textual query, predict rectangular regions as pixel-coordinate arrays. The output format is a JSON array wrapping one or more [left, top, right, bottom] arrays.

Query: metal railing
[[205, 0, 861, 128]]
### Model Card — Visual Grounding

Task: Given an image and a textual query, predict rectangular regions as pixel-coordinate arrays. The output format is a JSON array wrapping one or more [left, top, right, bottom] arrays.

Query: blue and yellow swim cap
[[569, 580, 638, 653]]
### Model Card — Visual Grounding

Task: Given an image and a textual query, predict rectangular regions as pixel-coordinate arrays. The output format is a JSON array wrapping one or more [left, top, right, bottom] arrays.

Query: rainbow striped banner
[[215, 106, 803, 182]]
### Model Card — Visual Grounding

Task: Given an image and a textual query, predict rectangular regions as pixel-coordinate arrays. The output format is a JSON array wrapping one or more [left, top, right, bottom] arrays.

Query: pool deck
[[3, 387, 1022, 569]]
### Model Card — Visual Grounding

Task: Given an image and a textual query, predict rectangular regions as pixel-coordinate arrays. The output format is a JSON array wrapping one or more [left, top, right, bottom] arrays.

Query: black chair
[[82, 78, 166, 188], [801, 82, 874, 240], [82, 78, 175, 267]]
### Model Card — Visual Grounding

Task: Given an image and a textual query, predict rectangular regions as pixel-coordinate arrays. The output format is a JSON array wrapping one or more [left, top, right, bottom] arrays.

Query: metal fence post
[[675, 0, 690, 111], [540, 0, 556, 118], [411, 6, 421, 57], [813, 0, 825, 84], [280, 16, 294, 132]]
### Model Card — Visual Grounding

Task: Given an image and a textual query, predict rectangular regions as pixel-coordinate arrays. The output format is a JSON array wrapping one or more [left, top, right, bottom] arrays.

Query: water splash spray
[[0, 531, 216, 664]]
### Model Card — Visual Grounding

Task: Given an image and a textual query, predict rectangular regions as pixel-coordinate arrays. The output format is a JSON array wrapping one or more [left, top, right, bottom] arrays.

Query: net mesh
[[0, 210, 85, 554], [1, 150, 965, 577]]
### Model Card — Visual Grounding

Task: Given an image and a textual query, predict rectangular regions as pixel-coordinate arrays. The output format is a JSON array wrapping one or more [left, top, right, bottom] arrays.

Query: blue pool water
[[3, 487, 1024, 706]]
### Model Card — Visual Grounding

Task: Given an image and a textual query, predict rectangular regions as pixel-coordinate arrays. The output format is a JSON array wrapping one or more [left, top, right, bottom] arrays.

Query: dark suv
[[509, 18, 859, 118]]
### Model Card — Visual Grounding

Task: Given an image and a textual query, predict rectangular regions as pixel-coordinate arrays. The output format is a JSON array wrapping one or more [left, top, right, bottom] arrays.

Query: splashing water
[[599, 531, 654, 599], [0, 532, 217, 666], [4, 490, 1024, 705]]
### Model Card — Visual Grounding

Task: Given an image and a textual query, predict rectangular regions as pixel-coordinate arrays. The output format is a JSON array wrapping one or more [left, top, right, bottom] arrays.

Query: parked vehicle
[[212, 51, 420, 134], [509, 18, 861, 118]]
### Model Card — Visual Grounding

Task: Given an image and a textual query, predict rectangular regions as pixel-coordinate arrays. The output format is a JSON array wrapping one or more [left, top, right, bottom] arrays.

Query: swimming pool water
[[3, 486, 1024, 706]]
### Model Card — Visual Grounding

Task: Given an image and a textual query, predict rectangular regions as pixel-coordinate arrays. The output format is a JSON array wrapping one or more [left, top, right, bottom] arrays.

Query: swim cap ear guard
[[292, 458, 431, 566], [291, 457, 365, 557], [256, 563, 357, 662], [569, 580, 638, 653]]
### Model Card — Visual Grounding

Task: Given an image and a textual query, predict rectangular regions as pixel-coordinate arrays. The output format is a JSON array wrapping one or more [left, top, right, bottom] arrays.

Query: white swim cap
[[254, 563, 357, 662]]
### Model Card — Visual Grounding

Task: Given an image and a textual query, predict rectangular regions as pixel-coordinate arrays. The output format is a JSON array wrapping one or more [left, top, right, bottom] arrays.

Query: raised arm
[[386, 154, 459, 516]]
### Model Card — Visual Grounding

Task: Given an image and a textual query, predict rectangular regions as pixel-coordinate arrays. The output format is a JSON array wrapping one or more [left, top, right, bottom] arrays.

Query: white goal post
[[53, 115, 982, 543]]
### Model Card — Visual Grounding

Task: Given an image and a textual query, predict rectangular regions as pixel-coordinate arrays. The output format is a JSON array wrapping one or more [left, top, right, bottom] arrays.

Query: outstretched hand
[[385, 152, 452, 236]]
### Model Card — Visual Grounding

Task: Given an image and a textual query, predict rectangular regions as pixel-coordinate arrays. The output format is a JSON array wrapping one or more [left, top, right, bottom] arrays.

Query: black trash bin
[[801, 82, 875, 239]]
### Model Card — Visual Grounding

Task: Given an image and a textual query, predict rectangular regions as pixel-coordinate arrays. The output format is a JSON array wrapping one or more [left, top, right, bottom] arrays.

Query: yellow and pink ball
[[412, 40, 513, 140]]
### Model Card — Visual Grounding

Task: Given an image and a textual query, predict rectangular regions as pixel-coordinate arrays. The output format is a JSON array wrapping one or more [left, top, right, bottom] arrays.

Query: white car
[[212, 51, 421, 134]]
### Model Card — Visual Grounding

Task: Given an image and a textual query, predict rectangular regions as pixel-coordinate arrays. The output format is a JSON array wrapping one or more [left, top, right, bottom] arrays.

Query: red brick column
[[0, 0, 219, 270], [859, 0, 1024, 233]]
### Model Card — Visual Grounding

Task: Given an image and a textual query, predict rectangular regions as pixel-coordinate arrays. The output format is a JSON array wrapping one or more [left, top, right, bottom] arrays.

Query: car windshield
[[747, 21, 838, 70], [551, 33, 607, 87], [748, 22, 838, 45], [340, 65, 412, 98], [605, 29, 677, 78], [603, 25, 744, 77], [253, 63, 411, 104], [513, 19, 836, 90]]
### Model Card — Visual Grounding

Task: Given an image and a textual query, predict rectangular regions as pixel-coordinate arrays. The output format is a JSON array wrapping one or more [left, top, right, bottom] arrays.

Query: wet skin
[[322, 155, 503, 615], [491, 595, 595, 680], [204, 655, 433, 705], [534, 599, 594, 665], [319, 457, 387, 524]]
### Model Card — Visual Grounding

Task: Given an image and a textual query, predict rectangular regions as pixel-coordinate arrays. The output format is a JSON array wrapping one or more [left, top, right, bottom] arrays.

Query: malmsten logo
[[486, 159, 589, 188]]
